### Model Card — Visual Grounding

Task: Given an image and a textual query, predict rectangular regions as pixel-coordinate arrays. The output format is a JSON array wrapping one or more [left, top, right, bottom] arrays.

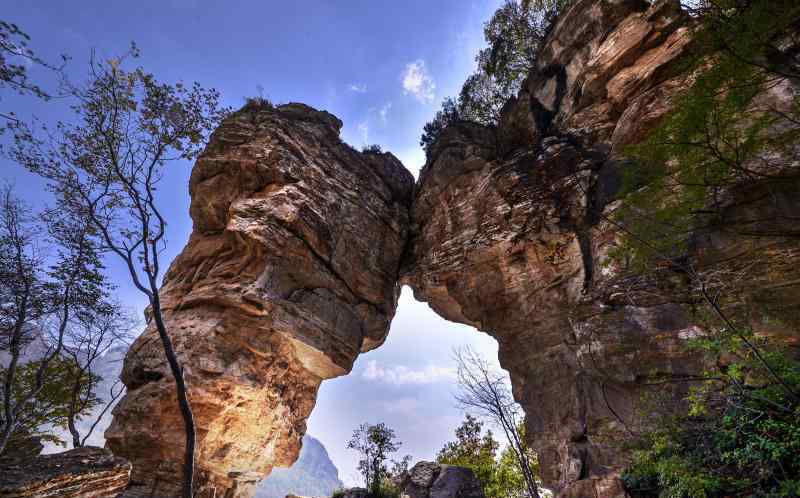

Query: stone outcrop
[[105, 1, 800, 498], [402, 0, 800, 496], [105, 102, 413, 497], [395, 461, 485, 498], [0, 447, 131, 498]]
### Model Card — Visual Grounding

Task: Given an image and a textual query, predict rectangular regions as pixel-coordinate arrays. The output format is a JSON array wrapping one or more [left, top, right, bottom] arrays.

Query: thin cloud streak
[[402, 59, 435, 103], [363, 360, 456, 385]]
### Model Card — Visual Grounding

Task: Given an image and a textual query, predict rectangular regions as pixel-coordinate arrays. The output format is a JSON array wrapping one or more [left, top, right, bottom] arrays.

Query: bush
[[362, 144, 383, 154], [243, 95, 273, 111]]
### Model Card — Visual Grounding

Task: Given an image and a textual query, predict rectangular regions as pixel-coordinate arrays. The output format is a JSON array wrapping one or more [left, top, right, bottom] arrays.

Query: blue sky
[[2, 0, 505, 486]]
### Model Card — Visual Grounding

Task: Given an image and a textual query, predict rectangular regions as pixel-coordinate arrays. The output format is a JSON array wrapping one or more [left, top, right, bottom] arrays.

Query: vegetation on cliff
[[616, 1, 800, 496], [420, 0, 568, 154]]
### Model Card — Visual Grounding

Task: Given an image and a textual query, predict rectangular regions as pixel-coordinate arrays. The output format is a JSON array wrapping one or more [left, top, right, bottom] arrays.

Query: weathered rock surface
[[396, 461, 485, 498], [402, 0, 800, 496], [105, 102, 413, 497], [0, 447, 131, 498], [104, 1, 799, 498]]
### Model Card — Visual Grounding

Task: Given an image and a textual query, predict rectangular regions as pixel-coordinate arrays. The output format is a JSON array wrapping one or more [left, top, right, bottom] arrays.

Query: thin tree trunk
[[67, 366, 84, 448], [150, 292, 196, 498]]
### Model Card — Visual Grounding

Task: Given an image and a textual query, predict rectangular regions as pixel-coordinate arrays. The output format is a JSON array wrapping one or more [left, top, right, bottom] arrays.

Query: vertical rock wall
[[402, 0, 800, 496], [106, 103, 413, 497]]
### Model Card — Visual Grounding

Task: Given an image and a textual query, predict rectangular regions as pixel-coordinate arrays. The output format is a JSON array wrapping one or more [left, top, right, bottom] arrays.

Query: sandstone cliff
[[105, 102, 413, 497], [105, 1, 800, 497], [402, 0, 800, 496]]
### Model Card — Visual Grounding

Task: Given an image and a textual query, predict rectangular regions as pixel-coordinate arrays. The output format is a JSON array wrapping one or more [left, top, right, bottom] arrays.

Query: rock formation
[[0, 447, 131, 498], [106, 1, 800, 497], [402, 0, 800, 496], [395, 462, 485, 498], [105, 102, 413, 497]]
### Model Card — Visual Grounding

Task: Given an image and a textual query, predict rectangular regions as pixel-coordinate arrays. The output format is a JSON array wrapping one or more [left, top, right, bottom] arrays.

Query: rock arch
[[108, 1, 800, 497]]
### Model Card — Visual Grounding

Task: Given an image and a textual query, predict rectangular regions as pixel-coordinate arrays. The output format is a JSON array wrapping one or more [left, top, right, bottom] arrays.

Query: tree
[[0, 185, 111, 454], [421, 0, 569, 154], [347, 422, 402, 496], [438, 415, 502, 497], [480, 1, 554, 96], [62, 301, 133, 449], [387, 454, 413, 483], [420, 97, 461, 154], [8, 46, 228, 497], [0, 20, 66, 132], [437, 414, 499, 492], [453, 346, 541, 498], [0, 21, 50, 97]]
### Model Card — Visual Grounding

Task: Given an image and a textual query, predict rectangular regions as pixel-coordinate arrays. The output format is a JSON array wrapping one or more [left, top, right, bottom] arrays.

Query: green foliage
[[243, 95, 274, 112], [420, 97, 461, 154], [613, 0, 800, 271], [347, 422, 402, 496], [623, 341, 800, 497], [0, 356, 98, 450], [0, 20, 62, 102], [617, 2, 800, 496], [436, 415, 534, 498], [437, 414, 500, 490], [420, 0, 570, 155]]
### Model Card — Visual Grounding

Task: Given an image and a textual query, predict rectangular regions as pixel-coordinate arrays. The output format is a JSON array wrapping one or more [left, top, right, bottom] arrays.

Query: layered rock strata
[[105, 1, 800, 497], [402, 0, 800, 496], [0, 447, 131, 498], [105, 102, 413, 497]]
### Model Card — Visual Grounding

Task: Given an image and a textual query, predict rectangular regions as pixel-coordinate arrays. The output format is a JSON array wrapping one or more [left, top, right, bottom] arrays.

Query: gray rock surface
[[396, 461, 485, 498]]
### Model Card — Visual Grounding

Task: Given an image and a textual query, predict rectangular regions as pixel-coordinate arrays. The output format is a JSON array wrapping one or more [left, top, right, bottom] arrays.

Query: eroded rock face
[[106, 2, 799, 497], [402, 0, 800, 496], [0, 447, 131, 498], [106, 102, 413, 497]]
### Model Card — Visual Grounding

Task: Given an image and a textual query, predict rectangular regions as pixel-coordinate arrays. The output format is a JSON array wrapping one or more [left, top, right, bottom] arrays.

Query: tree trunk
[[150, 292, 196, 498]]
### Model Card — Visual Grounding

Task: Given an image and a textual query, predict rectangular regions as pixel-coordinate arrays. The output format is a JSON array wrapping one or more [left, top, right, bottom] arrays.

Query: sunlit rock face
[[106, 102, 414, 497], [402, 0, 800, 496], [106, 1, 800, 497]]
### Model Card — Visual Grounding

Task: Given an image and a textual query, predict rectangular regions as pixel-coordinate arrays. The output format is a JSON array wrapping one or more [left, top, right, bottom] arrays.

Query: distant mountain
[[257, 435, 343, 498]]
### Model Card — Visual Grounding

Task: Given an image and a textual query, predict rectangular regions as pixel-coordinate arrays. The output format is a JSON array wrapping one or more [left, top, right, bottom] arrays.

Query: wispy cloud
[[402, 59, 435, 103], [348, 83, 368, 93], [378, 102, 392, 125], [357, 121, 369, 145], [363, 360, 456, 385]]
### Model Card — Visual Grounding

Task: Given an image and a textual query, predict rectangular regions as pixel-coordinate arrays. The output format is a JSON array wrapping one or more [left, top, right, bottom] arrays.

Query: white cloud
[[363, 360, 456, 385], [402, 60, 436, 103], [357, 121, 369, 145], [378, 102, 392, 125], [348, 83, 367, 93]]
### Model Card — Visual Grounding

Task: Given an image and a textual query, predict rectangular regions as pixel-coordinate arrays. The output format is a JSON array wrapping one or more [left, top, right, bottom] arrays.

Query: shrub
[[362, 144, 383, 154]]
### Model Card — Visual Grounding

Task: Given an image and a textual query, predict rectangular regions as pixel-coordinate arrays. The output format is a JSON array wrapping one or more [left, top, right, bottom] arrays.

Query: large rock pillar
[[105, 102, 414, 497]]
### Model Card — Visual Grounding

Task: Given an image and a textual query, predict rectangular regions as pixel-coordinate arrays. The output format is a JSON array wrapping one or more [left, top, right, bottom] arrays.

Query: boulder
[[396, 461, 485, 498]]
